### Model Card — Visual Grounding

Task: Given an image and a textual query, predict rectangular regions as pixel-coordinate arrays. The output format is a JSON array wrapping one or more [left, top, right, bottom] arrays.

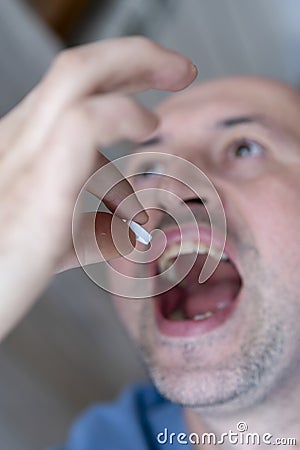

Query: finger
[[0, 94, 158, 206], [79, 94, 161, 223], [38, 37, 197, 112], [56, 212, 136, 272], [87, 152, 149, 225], [79, 93, 160, 145], [37, 94, 159, 220]]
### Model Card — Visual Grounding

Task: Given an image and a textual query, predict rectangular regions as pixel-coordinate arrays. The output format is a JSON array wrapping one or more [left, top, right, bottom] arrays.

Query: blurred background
[[1, 0, 300, 449]]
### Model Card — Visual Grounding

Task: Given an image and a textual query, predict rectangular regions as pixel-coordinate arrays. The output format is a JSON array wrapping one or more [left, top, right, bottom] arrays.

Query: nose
[[157, 163, 217, 214], [183, 197, 207, 206], [154, 165, 227, 263]]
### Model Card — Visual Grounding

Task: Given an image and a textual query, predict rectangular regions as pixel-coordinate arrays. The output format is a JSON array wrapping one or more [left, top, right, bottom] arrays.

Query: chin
[[111, 222, 297, 414], [146, 358, 283, 414], [134, 294, 288, 414]]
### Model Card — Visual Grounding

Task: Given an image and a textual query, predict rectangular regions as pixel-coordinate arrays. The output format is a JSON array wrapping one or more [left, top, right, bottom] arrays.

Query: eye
[[230, 139, 265, 159]]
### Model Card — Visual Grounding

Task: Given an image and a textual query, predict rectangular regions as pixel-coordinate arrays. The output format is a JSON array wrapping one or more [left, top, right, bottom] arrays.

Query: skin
[[0, 37, 197, 341], [1, 36, 299, 447], [111, 77, 300, 448]]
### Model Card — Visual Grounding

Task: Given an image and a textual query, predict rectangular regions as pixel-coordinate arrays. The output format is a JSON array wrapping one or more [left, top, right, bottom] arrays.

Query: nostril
[[184, 197, 207, 206]]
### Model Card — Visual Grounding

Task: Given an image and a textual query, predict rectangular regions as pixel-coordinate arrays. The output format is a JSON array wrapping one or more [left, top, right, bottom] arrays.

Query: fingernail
[[132, 209, 149, 225], [190, 63, 198, 78], [127, 220, 152, 245]]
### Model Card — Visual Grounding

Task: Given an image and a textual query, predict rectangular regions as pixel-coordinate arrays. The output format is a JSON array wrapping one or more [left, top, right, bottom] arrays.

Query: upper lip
[[151, 222, 240, 276]]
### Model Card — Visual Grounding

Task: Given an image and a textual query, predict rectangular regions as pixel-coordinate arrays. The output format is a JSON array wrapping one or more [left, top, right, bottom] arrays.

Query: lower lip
[[153, 295, 239, 338]]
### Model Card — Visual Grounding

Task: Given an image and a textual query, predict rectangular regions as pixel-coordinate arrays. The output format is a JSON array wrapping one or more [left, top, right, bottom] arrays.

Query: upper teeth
[[158, 240, 229, 273]]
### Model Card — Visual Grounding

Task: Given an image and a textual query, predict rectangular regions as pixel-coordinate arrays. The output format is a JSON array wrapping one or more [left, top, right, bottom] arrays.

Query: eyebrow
[[135, 115, 272, 149], [216, 115, 265, 128]]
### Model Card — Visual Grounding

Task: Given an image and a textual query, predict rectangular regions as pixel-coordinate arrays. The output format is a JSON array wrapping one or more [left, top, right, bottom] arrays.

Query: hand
[[0, 36, 197, 340]]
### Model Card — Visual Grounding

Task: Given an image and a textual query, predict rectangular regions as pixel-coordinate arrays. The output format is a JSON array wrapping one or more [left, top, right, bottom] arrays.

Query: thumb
[[56, 212, 136, 273]]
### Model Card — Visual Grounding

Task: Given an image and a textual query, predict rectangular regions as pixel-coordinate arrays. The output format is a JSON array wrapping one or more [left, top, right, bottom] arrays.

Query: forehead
[[153, 77, 300, 142]]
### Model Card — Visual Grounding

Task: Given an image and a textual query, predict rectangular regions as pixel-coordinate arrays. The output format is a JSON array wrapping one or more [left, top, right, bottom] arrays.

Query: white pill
[[127, 220, 152, 245]]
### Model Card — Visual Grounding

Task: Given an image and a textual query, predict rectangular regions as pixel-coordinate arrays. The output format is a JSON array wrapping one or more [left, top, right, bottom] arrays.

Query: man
[[0, 37, 299, 448], [107, 76, 300, 448]]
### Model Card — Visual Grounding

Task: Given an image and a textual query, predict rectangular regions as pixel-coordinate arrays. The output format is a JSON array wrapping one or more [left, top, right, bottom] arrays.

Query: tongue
[[172, 253, 241, 318], [181, 282, 239, 318]]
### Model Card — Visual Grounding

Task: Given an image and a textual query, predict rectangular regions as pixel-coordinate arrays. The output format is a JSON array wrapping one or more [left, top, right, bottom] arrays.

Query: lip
[[150, 222, 239, 271], [149, 222, 242, 338], [154, 294, 240, 338]]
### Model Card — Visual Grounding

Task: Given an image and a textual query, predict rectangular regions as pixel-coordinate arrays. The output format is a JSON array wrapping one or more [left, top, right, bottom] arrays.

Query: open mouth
[[153, 227, 242, 337]]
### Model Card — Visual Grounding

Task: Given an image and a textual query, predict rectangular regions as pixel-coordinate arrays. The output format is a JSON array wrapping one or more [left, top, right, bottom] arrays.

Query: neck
[[184, 369, 300, 449]]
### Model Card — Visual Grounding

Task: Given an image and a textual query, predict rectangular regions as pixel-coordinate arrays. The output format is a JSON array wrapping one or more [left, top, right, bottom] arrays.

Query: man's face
[[111, 77, 300, 412]]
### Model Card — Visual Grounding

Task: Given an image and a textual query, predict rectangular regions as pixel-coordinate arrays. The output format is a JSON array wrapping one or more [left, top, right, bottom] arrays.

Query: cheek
[[109, 257, 148, 341], [234, 174, 300, 273]]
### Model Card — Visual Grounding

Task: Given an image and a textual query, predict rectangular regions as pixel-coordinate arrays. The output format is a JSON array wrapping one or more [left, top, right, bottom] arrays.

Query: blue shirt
[[48, 384, 192, 450]]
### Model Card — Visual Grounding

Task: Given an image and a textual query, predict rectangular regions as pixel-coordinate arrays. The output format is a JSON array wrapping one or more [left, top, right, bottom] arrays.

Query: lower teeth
[[168, 309, 214, 321], [192, 311, 213, 321]]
